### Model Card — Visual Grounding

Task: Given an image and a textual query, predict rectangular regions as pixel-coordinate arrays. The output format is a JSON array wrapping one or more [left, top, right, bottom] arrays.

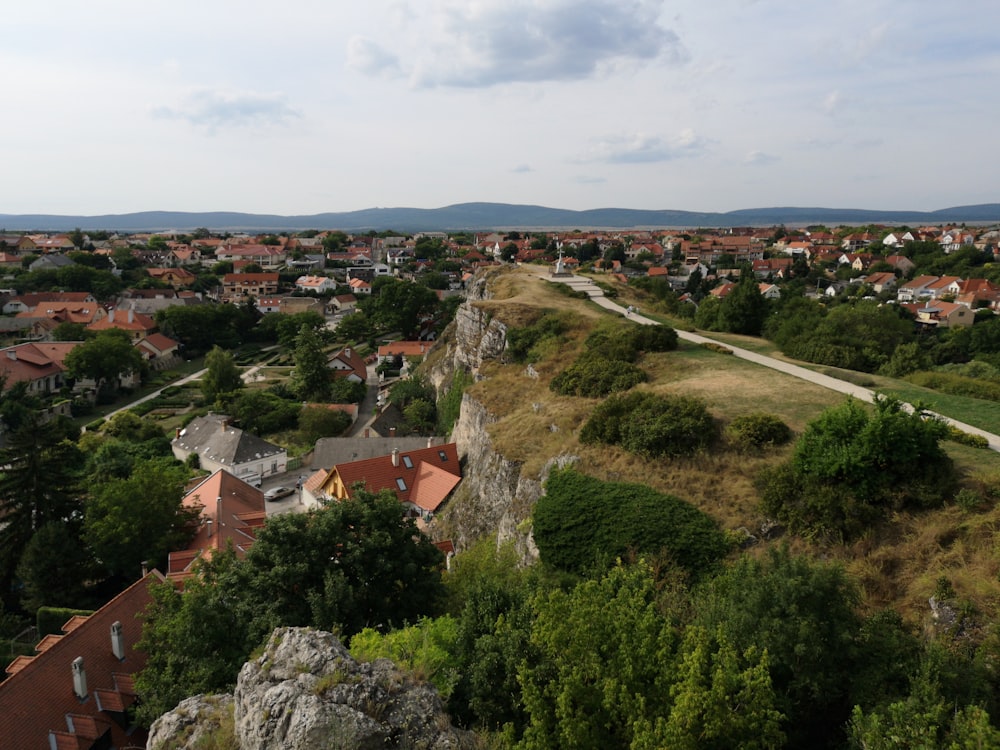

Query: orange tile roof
[[167, 470, 266, 580], [325, 443, 461, 512]]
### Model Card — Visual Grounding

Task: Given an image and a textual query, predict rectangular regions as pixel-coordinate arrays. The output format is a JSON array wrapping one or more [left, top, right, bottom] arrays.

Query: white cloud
[[745, 150, 779, 165], [581, 130, 708, 164], [346, 36, 402, 77], [511, 163, 533, 173], [821, 90, 841, 115], [391, 0, 688, 88], [151, 90, 300, 131]]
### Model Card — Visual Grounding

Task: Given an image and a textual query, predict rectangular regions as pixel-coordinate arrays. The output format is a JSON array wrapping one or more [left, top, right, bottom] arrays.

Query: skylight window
[[396, 478, 407, 491], [402, 455, 413, 469], [438, 451, 448, 461]]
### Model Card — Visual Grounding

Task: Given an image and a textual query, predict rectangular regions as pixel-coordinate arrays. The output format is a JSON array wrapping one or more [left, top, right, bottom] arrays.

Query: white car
[[264, 486, 295, 502]]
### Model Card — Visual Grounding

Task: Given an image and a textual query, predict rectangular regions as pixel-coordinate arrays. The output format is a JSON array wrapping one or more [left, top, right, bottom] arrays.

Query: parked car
[[264, 486, 294, 502]]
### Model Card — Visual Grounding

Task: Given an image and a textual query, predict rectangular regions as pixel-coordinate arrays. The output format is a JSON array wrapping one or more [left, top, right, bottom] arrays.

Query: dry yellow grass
[[441, 267, 1000, 621]]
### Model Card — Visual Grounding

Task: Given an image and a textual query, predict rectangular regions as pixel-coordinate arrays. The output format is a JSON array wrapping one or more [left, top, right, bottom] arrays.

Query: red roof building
[[319, 443, 462, 519], [0, 573, 161, 749]]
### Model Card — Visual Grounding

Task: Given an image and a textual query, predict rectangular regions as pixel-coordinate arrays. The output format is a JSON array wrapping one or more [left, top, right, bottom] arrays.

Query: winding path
[[542, 271, 1000, 452]]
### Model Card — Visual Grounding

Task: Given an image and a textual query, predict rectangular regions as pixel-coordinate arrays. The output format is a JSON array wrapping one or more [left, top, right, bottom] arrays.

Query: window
[[438, 451, 448, 461], [395, 478, 407, 491], [402, 455, 413, 469]]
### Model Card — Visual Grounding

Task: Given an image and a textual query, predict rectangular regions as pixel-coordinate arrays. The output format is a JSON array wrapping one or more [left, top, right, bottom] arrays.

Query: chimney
[[6, 350, 15, 360], [72, 657, 87, 699], [426, 437, 433, 448], [345, 347, 351, 358], [364, 428, 370, 438], [206, 518, 213, 537], [128, 309, 134, 323], [391, 448, 399, 467], [389, 427, 396, 438], [111, 621, 125, 660]]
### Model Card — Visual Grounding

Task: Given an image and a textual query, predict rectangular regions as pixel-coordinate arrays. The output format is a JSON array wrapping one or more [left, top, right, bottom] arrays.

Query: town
[[2, 218, 1000, 748]]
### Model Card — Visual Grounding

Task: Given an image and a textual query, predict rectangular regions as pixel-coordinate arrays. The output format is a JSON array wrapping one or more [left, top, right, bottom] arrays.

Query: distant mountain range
[[1, 202, 998, 233]]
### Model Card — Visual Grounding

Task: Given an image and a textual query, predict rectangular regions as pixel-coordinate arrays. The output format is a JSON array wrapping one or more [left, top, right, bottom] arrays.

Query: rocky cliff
[[147, 627, 476, 750]]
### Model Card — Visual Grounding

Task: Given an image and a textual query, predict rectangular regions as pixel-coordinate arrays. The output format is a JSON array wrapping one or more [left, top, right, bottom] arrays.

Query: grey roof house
[[171, 414, 287, 484]]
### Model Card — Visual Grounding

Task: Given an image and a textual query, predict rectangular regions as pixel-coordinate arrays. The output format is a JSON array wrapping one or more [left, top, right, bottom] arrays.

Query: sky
[[3, 0, 998, 216]]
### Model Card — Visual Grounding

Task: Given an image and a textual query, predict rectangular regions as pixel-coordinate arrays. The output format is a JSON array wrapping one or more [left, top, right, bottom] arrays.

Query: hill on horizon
[[1, 201, 998, 233]]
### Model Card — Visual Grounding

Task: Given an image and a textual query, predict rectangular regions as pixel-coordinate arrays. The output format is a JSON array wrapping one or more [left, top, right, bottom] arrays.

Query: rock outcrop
[[147, 627, 475, 750]]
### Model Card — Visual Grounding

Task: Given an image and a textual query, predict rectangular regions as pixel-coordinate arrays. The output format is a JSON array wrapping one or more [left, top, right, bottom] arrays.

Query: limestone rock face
[[147, 694, 234, 749], [147, 628, 475, 750]]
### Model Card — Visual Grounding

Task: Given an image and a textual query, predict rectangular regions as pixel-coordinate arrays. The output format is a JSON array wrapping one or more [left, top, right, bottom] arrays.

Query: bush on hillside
[[580, 391, 717, 458], [533, 469, 729, 577], [726, 413, 793, 451], [550, 355, 646, 398]]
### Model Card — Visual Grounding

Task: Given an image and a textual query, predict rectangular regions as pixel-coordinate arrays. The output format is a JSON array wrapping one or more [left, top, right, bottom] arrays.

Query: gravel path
[[541, 270, 1000, 452]]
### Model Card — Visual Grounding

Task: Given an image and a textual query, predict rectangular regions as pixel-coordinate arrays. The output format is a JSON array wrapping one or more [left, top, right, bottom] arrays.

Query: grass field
[[456, 266, 1000, 621]]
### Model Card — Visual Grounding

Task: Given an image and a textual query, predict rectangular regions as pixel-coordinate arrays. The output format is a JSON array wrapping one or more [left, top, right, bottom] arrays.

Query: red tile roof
[[0, 573, 160, 749], [166, 470, 266, 581], [325, 443, 461, 514]]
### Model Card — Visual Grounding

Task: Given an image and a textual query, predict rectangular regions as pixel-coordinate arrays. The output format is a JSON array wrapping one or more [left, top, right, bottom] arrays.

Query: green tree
[[50, 321, 89, 341], [291, 324, 331, 401], [334, 311, 372, 344], [298, 405, 351, 443], [359, 277, 439, 338], [84, 458, 198, 579], [662, 626, 784, 749], [200, 346, 243, 404], [16, 521, 97, 611], [694, 548, 861, 748], [64, 328, 145, 397], [718, 267, 768, 335], [0, 416, 84, 610], [519, 563, 677, 750], [135, 549, 254, 724]]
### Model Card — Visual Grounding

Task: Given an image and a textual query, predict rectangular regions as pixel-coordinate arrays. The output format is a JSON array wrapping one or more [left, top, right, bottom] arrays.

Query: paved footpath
[[541, 271, 1000, 452]]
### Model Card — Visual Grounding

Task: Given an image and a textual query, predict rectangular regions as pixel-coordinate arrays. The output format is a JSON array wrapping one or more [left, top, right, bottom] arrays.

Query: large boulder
[[147, 627, 476, 750]]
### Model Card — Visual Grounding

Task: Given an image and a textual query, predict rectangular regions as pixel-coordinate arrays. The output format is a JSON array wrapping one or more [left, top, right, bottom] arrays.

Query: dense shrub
[[726, 413, 792, 451], [580, 391, 717, 457], [534, 469, 729, 577], [946, 426, 990, 449], [505, 310, 572, 363], [759, 396, 956, 539], [550, 355, 646, 397], [906, 371, 1000, 402]]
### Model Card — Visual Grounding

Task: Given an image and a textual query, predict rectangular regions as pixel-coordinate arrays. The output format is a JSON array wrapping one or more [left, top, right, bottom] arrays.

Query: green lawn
[[876, 381, 1000, 436]]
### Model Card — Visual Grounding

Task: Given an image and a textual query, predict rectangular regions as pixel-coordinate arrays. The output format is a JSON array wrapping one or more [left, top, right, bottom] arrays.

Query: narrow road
[[541, 271, 1000, 452]]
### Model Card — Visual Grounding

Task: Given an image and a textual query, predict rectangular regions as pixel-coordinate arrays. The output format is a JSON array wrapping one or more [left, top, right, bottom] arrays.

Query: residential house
[[317, 442, 461, 520], [215, 243, 287, 269], [221, 273, 280, 303], [881, 231, 916, 248], [328, 346, 368, 382], [16, 299, 105, 327], [166, 470, 267, 582], [347, 277, 372, 295], [904, 301, 975, 328], [30, 235, 75, 253], [376, 340, 434, 365], [0, 572, 160, 750], [135, 332, 181, 369], [87, 308, 157, 343], [861, 271, 898, 294], [0, 341, 78, 395], [955, 278, 1000, 309], [897, 275, 944, 302], [29, 254, 76, 273], [758, 283, 781, 300], [295, 275, 337, 294], [330, 293, 358, 313], [171, 414, 288, 484], [146, 266, 196, 288], [885, 255, 916, 275]]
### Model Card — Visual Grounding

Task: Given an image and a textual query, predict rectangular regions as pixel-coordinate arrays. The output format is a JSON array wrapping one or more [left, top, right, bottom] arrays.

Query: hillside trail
[[537, 269, 1000, 452]]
